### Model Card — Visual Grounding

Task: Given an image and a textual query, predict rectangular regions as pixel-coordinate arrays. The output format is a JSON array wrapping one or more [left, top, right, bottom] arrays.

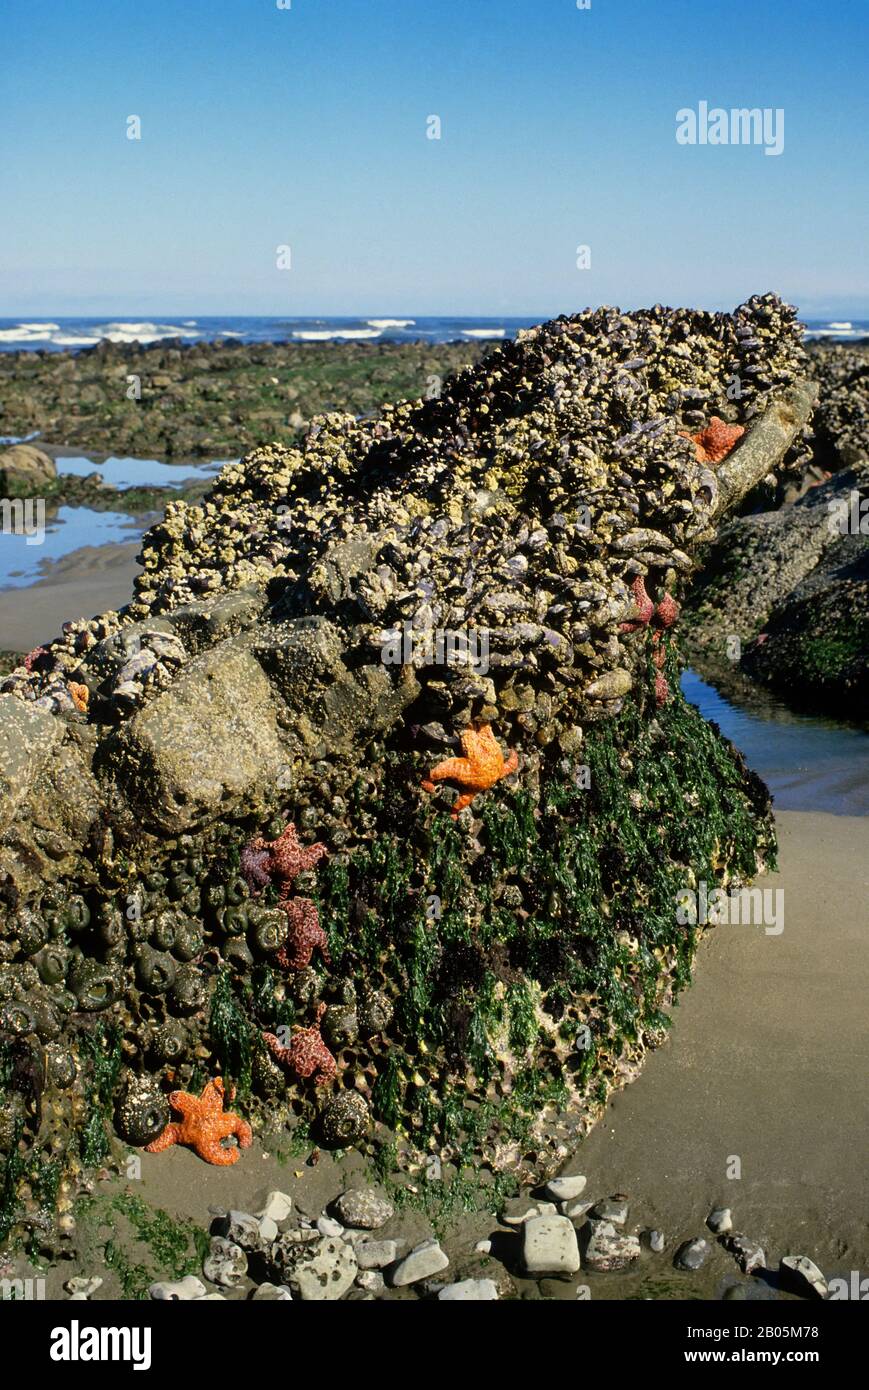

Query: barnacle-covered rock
[[115, 1072, 170, 1147]]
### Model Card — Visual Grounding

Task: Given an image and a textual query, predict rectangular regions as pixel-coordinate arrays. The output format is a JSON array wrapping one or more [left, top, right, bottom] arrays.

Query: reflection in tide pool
[[682, 669, 869, 817], [0, 507, 147, 588], [56, 454, 226, 489]]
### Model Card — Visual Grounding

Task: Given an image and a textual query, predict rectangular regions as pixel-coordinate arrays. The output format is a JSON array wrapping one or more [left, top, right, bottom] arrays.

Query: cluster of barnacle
[[4, 296, 808, 720]]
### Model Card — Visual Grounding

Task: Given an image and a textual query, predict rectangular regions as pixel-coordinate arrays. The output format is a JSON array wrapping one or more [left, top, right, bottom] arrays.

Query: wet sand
[[0, 541, 141, 650], [27, 809, 868, 1300]]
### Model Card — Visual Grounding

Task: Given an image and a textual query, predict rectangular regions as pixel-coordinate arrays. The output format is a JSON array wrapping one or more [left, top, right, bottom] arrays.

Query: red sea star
[[240, 822, 327, 892], [144, 1078, 252, 1166], [681, 416, 745, 465], [263, 1004, 336, 1086], [421, 723, 519, 819], [619, 577, 680, 706], [276, 897, 331, 971]]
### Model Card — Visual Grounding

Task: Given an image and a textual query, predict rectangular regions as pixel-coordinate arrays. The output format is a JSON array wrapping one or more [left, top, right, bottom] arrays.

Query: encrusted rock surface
[[0, 296, 818, 1244]]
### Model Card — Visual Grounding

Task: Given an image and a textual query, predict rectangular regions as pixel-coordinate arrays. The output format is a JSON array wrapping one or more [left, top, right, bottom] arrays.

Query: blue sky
[[3, 0, 867, 317]]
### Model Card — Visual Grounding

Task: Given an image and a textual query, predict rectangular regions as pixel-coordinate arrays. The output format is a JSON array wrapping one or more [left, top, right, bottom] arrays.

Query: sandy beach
[[0, 541, 141, 650]]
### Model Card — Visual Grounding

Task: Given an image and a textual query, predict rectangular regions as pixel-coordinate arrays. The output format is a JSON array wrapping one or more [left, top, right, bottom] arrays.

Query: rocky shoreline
[[0, 338, 483, 461]]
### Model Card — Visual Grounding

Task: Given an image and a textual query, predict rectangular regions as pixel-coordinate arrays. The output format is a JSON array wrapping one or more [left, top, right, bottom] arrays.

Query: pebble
[[282, 1236, 358, 1301], [149, 1275, 208, 1300], [545, 1174, 588, 1202], [438, 1279, 500, 1301], [213, 1210, 262, 1251], [354, 1239, 398, 1270], [64, 1276, 103, 1300], [252, 1282, 293, 1301], [203, 1236, 248, 1288], [521, 1214, 581, 1278], [503, 1198, 558, 1226], [317, 1216, 345, 1239], [356, 1270, 385, 1294], [332, 1189, 394, 1230], [707, 1206, 733, 1235], [780, 1255, 828, 1300], [582, 1220, 641, 1272], [390, 1238, 450, 1287], [674, 1237, 711, 1271], [722, 1234, 766, 1275], [648, 1229, 666, 1253], [259, 1190, 293, 1224], [590, 1196, 630, 1225], [561, 1198, 595, 1221], [475, 1239, 492, 1255]]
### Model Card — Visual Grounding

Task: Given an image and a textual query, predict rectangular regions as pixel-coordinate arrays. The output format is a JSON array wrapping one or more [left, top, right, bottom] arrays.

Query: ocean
[[1, 315, 866, 354]]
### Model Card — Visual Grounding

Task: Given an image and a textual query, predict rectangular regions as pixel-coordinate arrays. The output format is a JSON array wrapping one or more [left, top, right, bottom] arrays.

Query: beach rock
[[544, 1174, 588, 1202], [354, 1238, 398, 1270], [212, 1210, 263, 1251], [390, 1238, 450, 1287], [316, 1216, 345, 1239], [259, 1191, 293, 1224], [276, 1234, 357, 1301], [438, 1279, 499, 1301], [780, 1255, 828, 1300], [251, 1282, 293, 1300], [355, 1270, 384, 1294], [582, 1220, 642, 1272], [64, 1276, 103, 1300], [149, 1275, 208, 1300], [332, 1189, 394, 1230], [0, 443, 56, 492], [675, 1237, 711, 1270], [203, 1236, 248, 1287], [707, 1206, 733, 1235], [109, 642, 287, 832], [503, 1198, 558, 1226], [561, 1198, 595, 1221], [648, 1229, 666, 1253], [591, 1195, 630, 1225], [722, 1233, 766, 1275], [521, 1214, 580, 1278], [0, 695, 64, 834]]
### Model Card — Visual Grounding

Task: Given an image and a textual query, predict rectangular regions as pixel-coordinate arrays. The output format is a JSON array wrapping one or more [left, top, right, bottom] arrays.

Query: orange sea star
[[421, 723, 519, 819], [144, 1078, 252, 1166], [69, 681, 89, 713], [681, 416, 745, 464]]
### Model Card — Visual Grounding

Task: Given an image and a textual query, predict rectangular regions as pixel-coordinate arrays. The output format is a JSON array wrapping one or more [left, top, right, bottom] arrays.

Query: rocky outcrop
[[0, 443, 56, 494], [0, 296, 817, 1246], [682, 463, 868, 720]]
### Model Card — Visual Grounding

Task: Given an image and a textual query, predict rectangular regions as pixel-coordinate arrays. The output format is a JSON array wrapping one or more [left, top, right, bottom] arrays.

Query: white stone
[[355, 1239, 398, 1269], [356, 1270, 385, 1293], [780, 1255, 828, 1300], [438, 1278, 499, 1301], [503, 1199, 558, 1226], [521, 1215, 580, 1277], [259, 1190, 293, 1223], [475, 1239, 492, 1255], [284, 1236, 358, 1301], [317, 1216, 345, 1238], [252, 1282, 293, 1300], [390, 1238, 450, 1287], [545, 1174, 587, 1202], [149, 1275, 207, 1300]]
